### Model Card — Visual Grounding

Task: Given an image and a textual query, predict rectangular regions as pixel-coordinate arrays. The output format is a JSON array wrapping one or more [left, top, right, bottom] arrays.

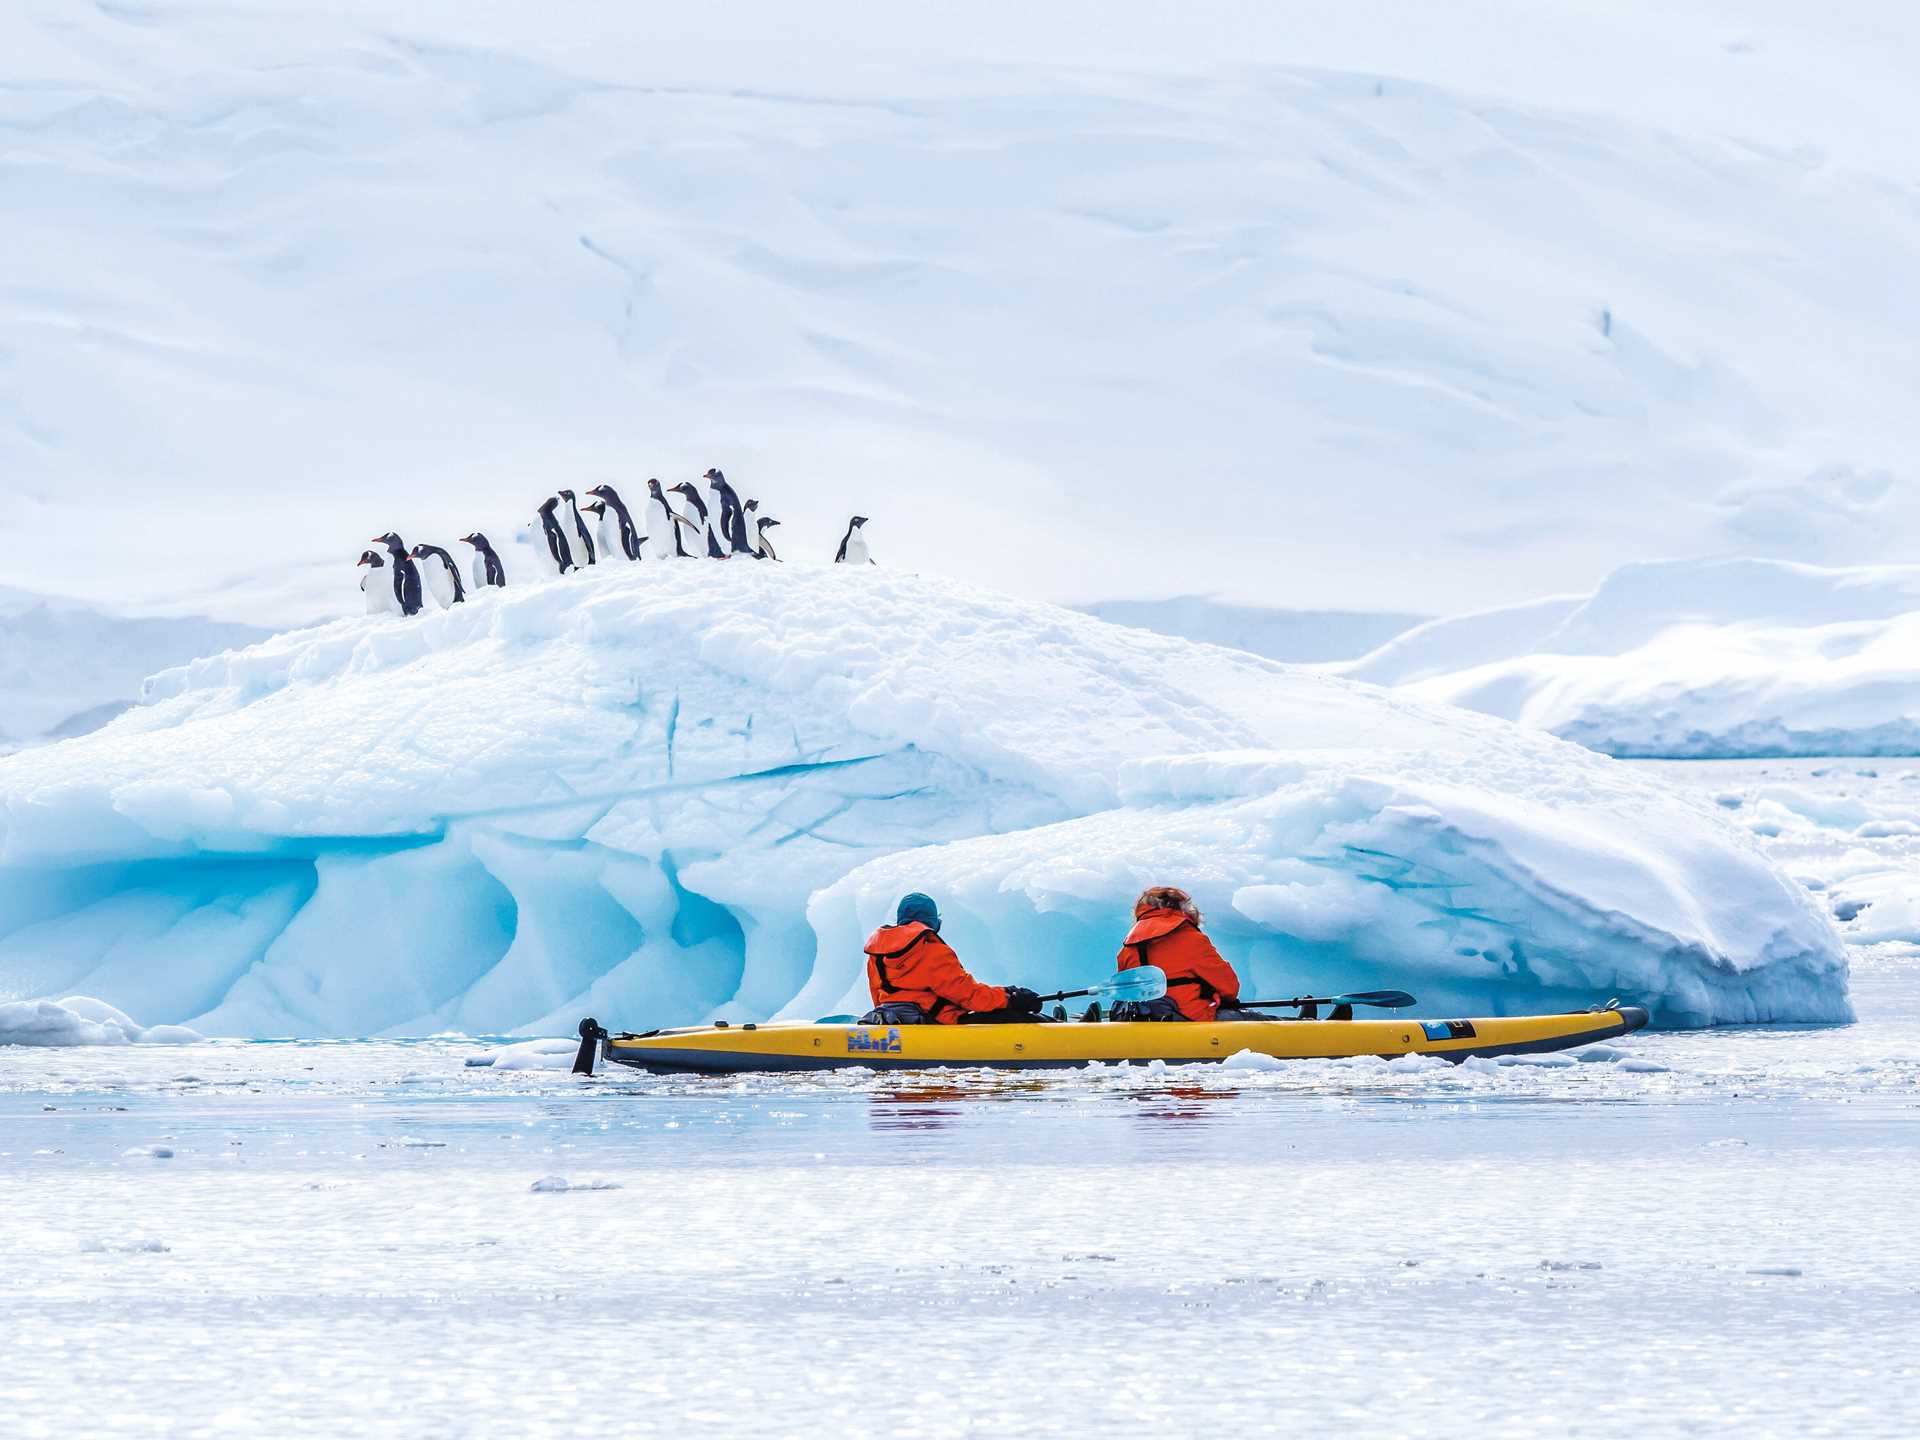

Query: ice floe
[[0, 565, 1849, 1033]]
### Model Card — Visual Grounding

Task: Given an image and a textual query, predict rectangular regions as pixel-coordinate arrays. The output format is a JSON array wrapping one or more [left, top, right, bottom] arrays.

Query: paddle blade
[[1335, 990, 1416, 1009], [572, 1017, 605, 1076], [1093, 966, 1168, 1003]]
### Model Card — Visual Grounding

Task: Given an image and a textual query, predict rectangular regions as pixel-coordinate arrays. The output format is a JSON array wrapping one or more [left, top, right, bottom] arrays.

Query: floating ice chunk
[[0, 997, 204, 1048], [79, 1237, 170, 1254], [1220, 1049, 1285, 1072], [122, 1145, 174, 1159], [529, 1175, 621, 1193], [465, 1038, 580, 1070]]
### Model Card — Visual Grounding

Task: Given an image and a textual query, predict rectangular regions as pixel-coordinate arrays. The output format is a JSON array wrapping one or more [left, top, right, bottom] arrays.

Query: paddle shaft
[[1237, 990, 1417, 1011]]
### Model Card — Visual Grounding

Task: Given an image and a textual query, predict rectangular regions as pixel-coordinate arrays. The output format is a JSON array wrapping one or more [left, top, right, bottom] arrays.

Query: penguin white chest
[[842, 532, 870, 565], [422, 557, 458, 608]]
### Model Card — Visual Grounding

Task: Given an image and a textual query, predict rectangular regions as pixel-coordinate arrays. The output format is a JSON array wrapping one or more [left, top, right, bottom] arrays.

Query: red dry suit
[[864, 922, 1008, 1024], [1116, 909, 1242, 1022]]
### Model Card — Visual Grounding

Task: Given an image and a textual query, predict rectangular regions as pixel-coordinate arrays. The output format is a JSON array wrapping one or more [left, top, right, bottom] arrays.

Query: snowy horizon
[[8, 1, 1919, 626]]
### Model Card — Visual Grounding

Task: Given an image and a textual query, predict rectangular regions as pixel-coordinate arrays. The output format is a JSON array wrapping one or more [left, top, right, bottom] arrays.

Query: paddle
[[1036, 965, 1168, 1005], [1235, 989, 1416, 1019], [572, 1017, 610, 1076]]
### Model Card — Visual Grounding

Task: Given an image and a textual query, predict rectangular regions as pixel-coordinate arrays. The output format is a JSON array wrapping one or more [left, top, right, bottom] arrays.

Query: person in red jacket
[[863, 893, 1041, 1024], [1115, 886, 1246, 1022]]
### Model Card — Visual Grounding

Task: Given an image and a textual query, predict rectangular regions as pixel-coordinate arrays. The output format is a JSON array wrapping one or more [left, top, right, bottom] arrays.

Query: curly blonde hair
[[1134, 885, 1202, 926]]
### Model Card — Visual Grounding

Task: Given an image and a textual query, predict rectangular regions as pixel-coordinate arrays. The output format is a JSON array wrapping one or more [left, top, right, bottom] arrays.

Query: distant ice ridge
[[1074, 599, 1423, 664], [1337, 558, 1920, 758], [0, 587, 275, 751], [0, 566, 1848, 1034]]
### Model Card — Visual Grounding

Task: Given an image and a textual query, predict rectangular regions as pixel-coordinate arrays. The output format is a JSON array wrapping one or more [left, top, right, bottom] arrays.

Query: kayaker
[[1114, 886, 1255, 1022], [863, 893, 1042, 1024]]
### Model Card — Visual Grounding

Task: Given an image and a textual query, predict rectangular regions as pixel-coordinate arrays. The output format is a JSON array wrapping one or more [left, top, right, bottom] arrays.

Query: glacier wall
[[0, 565, 1850, 1034]]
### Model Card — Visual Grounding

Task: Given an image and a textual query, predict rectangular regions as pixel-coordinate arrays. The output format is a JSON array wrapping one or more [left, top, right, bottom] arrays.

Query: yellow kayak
[[594, 1004, 1648, 1075]]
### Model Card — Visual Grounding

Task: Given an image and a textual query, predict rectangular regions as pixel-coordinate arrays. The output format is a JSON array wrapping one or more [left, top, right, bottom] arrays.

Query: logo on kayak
[[847, 1027, 903, 1054], [1421, 1020, 1477, 1041]]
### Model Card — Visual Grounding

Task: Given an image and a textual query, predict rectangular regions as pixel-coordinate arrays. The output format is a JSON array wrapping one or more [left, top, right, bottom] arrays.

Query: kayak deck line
[[595, 1004, 1651, 1075]]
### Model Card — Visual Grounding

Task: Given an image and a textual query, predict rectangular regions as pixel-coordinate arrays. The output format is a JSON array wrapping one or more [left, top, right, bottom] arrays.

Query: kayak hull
[[602, 1005, 1649, 1075]]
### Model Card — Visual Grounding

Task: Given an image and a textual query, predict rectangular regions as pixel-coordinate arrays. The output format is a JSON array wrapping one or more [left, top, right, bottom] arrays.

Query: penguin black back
[[556, 489, 596, 565], [536, 498, 575, 574], [410, 542, 468, 604], [704, 467, 755, 555], [586, 485, 644, 561], [374, 532, 424, 615]]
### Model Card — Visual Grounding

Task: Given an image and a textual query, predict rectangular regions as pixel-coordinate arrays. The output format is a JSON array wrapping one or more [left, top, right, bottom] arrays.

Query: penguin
[[372, 532, 424, 614], [647, 479, 703, 559], [703, 468, 756, 556], [460, 532, 507, 590], [557, 489, 597, 566], [582, 500, 624, 563], [585, 484, 645, 561], [357, 549, 399, 615], [670, 482, 727, 558], [754, 516, 782, 562], [410, 543, 468, 607], [834, 516, 873, 566], [531, 498, 576, 576]]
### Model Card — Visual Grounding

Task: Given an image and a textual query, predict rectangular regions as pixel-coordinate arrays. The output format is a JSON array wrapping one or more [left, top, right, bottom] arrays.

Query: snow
[[1339, 558, 1920, 758], [0, 564, 1848, 1033], [0, 995, 203, 1047], [7, 4, 1920, 625]]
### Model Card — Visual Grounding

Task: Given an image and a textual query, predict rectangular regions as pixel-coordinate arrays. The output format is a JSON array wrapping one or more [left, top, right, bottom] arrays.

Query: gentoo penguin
[[582, 500, 624, 564], [834, 516, 873, 565], [357, 550, 399, 615], [557, 489, 597, 566], [703, 468, 755, 556], [410, 542, 468, 607], [373, 532, 424, 614], [585, 484, 644, 561], [531, 497, 576, 576], [754, 516, 782, 562], [670, 482, 727, 558], [646, 478, 700, 559], [459, 532, 507, 590]]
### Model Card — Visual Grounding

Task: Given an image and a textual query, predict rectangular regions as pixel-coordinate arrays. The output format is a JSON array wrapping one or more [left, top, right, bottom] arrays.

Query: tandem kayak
[[584, 1003, 1649, 1075]]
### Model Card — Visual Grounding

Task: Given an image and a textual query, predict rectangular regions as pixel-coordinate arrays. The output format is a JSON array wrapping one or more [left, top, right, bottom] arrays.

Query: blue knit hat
[[896, 892, 941, 932]]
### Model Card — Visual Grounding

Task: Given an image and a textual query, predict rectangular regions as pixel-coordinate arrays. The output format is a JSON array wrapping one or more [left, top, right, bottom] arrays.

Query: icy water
[[5, 766, 1920, 1438]]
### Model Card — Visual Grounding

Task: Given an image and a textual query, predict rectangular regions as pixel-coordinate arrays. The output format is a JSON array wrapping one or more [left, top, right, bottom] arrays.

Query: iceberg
[[0, 565, 1848, 1035], [1339, 558, 1920, 758]]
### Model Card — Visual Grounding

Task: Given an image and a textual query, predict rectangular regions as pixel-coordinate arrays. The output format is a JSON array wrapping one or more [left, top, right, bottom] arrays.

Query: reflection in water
[[1132, 1082, 1242, 1123], [867, 1082, 971, 1130]]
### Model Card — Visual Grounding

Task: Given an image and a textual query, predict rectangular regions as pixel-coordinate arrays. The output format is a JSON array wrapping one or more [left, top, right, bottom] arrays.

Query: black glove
[[1002, 985, 1042, 1016]]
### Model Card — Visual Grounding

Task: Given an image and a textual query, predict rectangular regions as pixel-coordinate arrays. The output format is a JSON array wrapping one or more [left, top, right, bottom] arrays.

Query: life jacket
[[1116, 910, 1241, 1023], [864, 922, 1008, 1025]]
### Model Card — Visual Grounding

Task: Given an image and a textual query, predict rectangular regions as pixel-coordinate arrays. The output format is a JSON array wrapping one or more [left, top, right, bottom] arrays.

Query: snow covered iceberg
[[1338, 558, 1920, 758], [0, 565, 1848, 1035]]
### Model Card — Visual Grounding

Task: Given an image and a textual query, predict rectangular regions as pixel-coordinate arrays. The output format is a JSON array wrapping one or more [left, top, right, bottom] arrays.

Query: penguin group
[[358, 468, 873, 616]]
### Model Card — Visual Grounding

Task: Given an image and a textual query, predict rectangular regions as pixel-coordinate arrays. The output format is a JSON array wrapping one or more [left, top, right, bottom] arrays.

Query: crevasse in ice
[[0, 564, 1849, 1035]]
